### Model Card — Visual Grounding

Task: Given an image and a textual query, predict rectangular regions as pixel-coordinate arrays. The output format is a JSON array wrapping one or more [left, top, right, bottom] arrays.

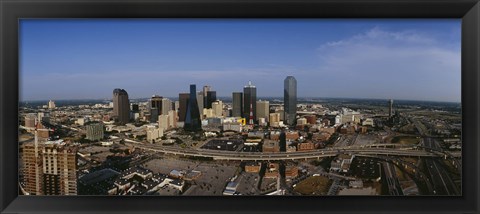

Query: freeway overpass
[[126, 141, 460, 161]]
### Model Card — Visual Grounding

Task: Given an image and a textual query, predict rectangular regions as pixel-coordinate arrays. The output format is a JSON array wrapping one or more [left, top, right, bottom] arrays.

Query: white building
[[146, 126, 164, 143], [158, 115, 169, 130]]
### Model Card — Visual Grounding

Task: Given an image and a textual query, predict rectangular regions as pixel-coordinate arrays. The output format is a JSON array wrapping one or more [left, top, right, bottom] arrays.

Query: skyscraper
[[389, 99, 394, 117], [212, 100, 223, 117], [197, 92, 204, 118], [284, 76, 297, 126], [113, 89, 130, 125], [232, 92, 243, 117], [178, 93, 190, 122], [203, 85, 211, 106], [184, 84, 202, 131], [206, 91, 217, 109], [256, 100, 270, 121], [161, 98, 172, 115], [149, 95, 162, 123], [243, 81, 257, 123]]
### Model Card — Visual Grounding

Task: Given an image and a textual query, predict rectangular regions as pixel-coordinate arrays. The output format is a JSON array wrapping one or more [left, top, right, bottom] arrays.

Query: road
[[424, 158, 459, 195], [125, 141, 460, 161]]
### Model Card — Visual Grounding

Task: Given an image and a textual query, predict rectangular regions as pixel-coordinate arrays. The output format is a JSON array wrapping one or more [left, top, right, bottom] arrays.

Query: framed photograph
[[1, 0, 479, 213]]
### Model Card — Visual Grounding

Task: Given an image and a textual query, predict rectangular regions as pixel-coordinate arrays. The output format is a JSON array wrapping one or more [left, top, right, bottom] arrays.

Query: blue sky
[[20, 19, 461, 102]]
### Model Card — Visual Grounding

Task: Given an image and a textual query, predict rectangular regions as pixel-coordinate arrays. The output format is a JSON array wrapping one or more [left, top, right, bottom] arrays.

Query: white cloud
[[311, 27, 460, 102]]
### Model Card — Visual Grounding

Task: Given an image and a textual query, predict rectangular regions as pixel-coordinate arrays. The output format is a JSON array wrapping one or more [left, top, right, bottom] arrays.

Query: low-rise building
[[262, 140, 280, 153], [245, 162, 262, 173]]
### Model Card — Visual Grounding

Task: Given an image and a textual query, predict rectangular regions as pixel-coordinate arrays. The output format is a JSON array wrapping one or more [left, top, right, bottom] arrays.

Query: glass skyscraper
[[184, 84, 202, 131], [284, 76, 297, 125], [243, 81, 257, 123]]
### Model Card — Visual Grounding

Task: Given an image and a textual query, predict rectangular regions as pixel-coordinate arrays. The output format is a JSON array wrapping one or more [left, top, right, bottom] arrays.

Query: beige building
[[256, 100, 269, 121], [269, 113, 281, 127], [22, 138, 78, 195], [212, 100, 223, 117]]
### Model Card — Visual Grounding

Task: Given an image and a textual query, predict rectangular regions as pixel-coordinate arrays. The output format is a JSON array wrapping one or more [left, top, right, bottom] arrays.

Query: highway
[[125, 141, 460, 161], [424, 158, 459, 195]]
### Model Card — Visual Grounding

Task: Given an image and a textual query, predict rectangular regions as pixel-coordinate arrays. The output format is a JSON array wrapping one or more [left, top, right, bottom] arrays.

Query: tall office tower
[[48, 100, 56, 109], [232, 92, 243, 117], [41, 143, 78, 195], [206, 91, 217, 109], [284, 76, 297, 126], [197, 92, 204, 118], [86, 123, 104, 141], [178, 93, 190, 122], [113, 89, 130, 125], [256, 100, 270, 121], [161, 98, 172, 115], [150, 95, 163, 122], [389, 99, 394, 118], [184, 84, 202, 131], [212, 100, 223, 117], [203, 85, 211, 105], [243, 81, 257, 122]]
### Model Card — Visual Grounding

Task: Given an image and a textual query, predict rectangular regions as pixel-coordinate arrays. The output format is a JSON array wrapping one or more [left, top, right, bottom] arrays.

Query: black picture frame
[[1, 0, 479, 213]]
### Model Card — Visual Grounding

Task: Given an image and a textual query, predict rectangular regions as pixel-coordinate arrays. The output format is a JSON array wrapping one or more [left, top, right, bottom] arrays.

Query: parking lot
[[201, 139, 244, 151]]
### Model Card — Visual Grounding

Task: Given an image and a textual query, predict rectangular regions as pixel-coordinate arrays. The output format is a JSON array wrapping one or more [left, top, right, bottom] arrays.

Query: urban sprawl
[[19, 76, 462, 196]]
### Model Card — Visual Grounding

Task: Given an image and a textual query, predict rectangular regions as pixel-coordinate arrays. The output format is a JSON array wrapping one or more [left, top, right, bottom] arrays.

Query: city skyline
[[20, 19, 461, 102]]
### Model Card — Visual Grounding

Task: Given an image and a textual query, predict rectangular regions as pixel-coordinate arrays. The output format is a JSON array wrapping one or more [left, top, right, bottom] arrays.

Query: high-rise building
[[41, 143, 78, 195], [48, 100, 56, 109], [203, 85, 211, 106], [161, 98, 172, 115], [178, 93, 190, 122], [22, 137, 78, 195], [197, 92, 204, 118], [256, 100, 270, 121], [168, 110, 177, 128], [284, 76, 297, 126], [232, 92, 243, 117], [86, 123, 104, 141], [158, 114, 169, 130], [389, 99, 394, 118], [150, 95, 163, 122], [243, 81, 257, 123], [113, 89, 130, 125], [206, 91, 217, 109], [212, 100, 223, 117], [184, 84, 202, 131]]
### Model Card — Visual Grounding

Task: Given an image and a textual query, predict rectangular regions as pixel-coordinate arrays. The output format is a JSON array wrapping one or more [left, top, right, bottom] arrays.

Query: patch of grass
[[293, 176, 332, 195]]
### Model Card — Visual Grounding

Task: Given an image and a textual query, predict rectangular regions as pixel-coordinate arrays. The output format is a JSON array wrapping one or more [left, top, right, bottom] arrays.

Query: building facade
[[178, 93, 190, 122], [86, 123, 104, 141], [113, 88, 130, 125], [184, 84, 202, 131], [232, 92, 243, 117], [243, 81, 257, 124], [284, 76, 297, 126], [256, 100, 269, 121]]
